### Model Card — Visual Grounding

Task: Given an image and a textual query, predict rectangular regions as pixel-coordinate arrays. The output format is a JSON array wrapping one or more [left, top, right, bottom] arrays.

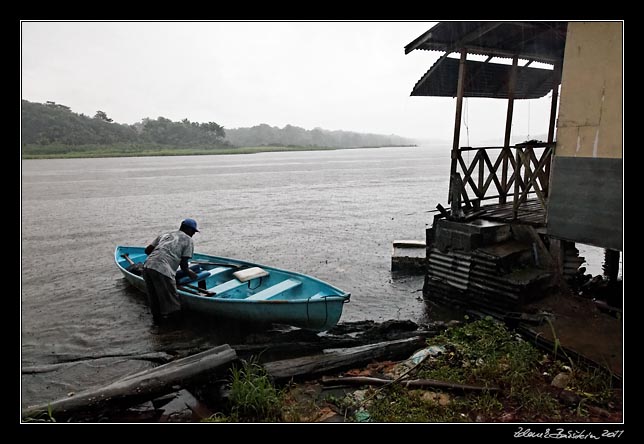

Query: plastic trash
[[354, 410, 371, 422], [409, 345, 446, 365]]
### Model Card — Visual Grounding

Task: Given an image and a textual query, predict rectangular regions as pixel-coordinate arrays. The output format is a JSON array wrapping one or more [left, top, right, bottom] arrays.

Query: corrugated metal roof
[[405, 21, 567, 64], [411, 57, 555, 99]]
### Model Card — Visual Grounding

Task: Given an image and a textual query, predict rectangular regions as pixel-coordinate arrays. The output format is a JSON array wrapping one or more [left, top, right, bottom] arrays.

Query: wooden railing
[[448, 142, 555, 218]]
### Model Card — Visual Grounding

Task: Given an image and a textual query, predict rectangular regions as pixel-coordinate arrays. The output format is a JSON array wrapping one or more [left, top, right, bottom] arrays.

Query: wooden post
[[450, 173, 463, 219], [547, 61, 561, 144], [500, 56, 518, 205], [448, 49, 467, 205], [545, 61, 562, 199], [513, 148, 521, 219], [549, 238, 564, 280], [477, 150, 484, 209], [603, 249, 620, 283]]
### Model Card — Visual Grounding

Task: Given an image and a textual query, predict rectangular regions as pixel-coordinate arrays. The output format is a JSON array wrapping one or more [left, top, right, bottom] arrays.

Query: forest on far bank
[[21, 100, 416, 158]]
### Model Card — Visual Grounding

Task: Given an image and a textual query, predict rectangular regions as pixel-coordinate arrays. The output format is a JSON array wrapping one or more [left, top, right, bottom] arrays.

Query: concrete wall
[[547, 157, 623, 251], [547, 22, 623, 251], [556, 22, 622, 159]]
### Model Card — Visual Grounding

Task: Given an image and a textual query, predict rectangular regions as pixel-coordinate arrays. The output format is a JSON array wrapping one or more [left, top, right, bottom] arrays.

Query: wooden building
[[405, 22, 623, 312]]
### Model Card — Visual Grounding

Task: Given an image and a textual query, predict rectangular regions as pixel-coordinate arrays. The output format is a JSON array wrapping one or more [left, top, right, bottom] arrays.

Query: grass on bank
[[202, 358, 284, 423], [351, 318, 616, 422], [202, 318, 617, 423], [21, 143, 410, 159]]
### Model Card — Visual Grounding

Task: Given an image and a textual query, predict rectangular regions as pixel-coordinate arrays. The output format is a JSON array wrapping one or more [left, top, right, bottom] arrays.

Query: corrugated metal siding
[[425, 246, 552, 313], [411, 57, 555, 99]]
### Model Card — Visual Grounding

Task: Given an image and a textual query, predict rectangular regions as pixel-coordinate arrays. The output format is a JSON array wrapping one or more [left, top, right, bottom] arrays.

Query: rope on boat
[[247, 276, 263, 290], [306, 295, 330, 329]]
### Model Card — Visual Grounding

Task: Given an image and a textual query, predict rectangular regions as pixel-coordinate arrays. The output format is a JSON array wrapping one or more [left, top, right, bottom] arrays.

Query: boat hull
[[115, 246, 350, 331]]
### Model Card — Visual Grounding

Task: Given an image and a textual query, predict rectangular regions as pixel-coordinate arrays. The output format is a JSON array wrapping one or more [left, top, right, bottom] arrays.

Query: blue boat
[[114, 246, 351, 331]]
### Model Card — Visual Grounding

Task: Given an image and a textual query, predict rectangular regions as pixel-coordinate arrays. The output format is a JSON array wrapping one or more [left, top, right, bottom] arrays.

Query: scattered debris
[[21, 318, 622, 423]]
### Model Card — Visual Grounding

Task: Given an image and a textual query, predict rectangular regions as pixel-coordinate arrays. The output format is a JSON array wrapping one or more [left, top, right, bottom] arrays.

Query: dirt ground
[[525, 289, 623, 377]]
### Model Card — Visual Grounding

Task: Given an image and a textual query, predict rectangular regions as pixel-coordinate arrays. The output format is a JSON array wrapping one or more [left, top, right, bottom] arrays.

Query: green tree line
[[21, 100, 416, 158], [21, 100, 229, 149], [224, 123, 416, 149]]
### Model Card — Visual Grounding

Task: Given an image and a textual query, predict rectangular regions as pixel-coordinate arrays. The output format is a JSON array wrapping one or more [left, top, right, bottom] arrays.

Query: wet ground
[[526, 288, 623, 378]]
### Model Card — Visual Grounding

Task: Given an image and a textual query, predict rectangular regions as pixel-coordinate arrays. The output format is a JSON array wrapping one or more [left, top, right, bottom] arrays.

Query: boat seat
[[201, 266, 230, 279], [233, 267, 269, 282], [210, 278, 246, 296], [245, 278, 302, 301], [176, 267, 229, 285]]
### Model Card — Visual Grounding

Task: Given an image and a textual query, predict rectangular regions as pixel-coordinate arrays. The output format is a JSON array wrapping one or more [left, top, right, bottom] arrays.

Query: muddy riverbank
[[23, 317, 622, 424]]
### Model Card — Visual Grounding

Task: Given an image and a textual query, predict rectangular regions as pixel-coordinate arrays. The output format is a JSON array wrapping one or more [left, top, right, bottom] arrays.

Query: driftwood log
[[234, 330, 438, 361], [264, 336, 426, 382], [320, 376, 500, 393], [22, 344, 237, 421], [226, 320, 440, 364], [22, 352, 175, 374]]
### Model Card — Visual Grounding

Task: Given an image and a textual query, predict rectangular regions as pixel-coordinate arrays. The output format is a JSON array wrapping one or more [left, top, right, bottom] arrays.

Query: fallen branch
[[234, 330, 437, 361], [22, 344, 237, 421], [22, 352, 174, 374], [320, 376, 500, 393], [263, 336, 425, 382]]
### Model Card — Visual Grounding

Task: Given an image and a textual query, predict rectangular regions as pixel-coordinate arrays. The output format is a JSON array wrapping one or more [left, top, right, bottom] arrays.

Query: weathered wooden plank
[[459, 145, 504, 151], [455, 172, 473, 210], [503, 56, 519, 146], [448, 49, 468, 205], [235, 330, 439, 364], [478, 149, 485, 198], [480, 149, 504, 197], [22, 352, 174, 374], [532, 147, 551, 192], [501, 148, 511, 203], [547, 62, 562, 145], [264, 337, 426, 382], [320, 376, 500, 393], [458, 149, 483, 199], [22, 344, 237, 421], [515, 148, 547, 209]]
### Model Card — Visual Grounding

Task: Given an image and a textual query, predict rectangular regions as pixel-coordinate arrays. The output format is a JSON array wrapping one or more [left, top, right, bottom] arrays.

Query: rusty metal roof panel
[[405, 21, 567, 64], [411, 57, 555, 99]]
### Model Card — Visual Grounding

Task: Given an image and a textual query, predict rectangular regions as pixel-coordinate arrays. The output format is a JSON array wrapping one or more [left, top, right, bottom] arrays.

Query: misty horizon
[[21, 21, 557, 145]]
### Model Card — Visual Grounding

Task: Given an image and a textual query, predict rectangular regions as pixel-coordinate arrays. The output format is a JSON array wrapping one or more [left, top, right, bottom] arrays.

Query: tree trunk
[[263, 336, 426, 382], [22, 344, 237, 421]]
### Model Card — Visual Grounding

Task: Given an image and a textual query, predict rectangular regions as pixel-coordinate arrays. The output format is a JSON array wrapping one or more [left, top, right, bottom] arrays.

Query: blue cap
[[181, 218, 199, 232]]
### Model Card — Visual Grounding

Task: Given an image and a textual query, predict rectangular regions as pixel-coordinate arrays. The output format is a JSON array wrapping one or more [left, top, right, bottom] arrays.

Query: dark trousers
[[142, 268, 182, 321]]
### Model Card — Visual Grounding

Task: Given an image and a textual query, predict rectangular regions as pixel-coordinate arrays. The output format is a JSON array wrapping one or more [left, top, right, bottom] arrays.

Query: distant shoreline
[[21, 144, 418, 160]]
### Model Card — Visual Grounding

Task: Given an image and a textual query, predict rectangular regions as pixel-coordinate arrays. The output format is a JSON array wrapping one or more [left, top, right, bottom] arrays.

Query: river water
[[20, 146, 609, 410], [21, 146, 457, 408]]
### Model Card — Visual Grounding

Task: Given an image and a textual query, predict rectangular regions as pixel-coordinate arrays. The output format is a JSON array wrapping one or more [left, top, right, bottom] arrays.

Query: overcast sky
[[21, 21, 554, 144]]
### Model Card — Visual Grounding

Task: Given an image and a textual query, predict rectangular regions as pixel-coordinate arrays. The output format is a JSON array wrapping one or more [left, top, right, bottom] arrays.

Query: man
[[142, 218, 200, 324]]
